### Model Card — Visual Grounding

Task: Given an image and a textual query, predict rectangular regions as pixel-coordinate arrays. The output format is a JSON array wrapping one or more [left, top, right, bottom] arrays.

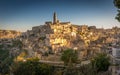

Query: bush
[[91, 53, 110, 72], [11, 58, 54, 75], [61, 49, 78, 65]]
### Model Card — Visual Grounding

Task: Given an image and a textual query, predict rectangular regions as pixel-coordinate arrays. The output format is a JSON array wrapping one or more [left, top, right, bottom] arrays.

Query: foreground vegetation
[[0, 39, 23, 75], [11, 58, 54, 75], [7, 49, 111, 75], [114, 0, 120, 22], [0, 45, 13, 74]]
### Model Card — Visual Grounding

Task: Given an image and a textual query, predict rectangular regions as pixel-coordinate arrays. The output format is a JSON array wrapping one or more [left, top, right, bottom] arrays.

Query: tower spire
[[53, 12, 57, 24]]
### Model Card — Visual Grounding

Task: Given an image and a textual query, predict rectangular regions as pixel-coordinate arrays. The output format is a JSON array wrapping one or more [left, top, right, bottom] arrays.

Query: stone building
[[112, 46, 120, 64], [20, 12, 85, 57], [45, 12, 78, 53]]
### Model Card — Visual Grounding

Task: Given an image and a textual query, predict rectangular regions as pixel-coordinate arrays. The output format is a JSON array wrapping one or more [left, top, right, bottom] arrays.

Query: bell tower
[[53, 12, 57, 24]]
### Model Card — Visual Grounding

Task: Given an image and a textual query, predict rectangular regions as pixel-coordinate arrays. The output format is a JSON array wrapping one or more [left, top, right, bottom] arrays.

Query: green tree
[[61, 49, 78, 65], [12, 39, 23, 49], [114, 0, 120, 9], [114, 0, 120, 22], [11, 58, 54, 75], [91, 53, 110, 72]]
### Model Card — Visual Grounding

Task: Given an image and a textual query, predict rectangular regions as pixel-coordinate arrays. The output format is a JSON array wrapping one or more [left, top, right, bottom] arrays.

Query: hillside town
[[0, 30, 21, 39], [19, 12, 120, 64]]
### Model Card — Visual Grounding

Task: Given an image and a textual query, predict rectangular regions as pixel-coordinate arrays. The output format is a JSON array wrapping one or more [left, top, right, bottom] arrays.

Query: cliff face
[[0, 30, 21, 39]]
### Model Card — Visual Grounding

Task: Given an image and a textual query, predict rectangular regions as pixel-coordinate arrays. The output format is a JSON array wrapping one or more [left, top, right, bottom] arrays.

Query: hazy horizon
[[0, 0, 120, 32]]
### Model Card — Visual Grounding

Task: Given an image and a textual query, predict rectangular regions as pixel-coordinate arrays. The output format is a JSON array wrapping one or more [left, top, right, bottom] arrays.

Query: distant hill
[[0, 30, 21, 39]]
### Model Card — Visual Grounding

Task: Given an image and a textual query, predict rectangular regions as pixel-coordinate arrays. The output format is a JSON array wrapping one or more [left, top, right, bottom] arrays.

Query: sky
[[0, 0, 120, 32]]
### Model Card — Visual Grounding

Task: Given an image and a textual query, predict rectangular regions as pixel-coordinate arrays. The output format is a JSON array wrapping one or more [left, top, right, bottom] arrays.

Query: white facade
[[112, 47, 120, 64], [112, 48, 120, 58]]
